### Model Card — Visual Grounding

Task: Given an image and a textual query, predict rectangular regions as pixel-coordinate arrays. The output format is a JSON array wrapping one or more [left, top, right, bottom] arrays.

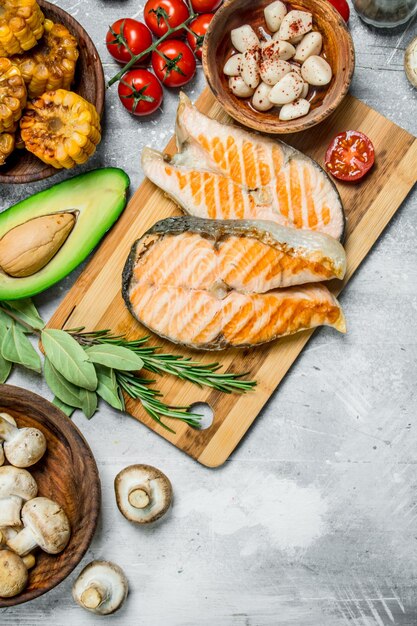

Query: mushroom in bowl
[[0, 412, 46, 468], [202, 0, 355, 134]]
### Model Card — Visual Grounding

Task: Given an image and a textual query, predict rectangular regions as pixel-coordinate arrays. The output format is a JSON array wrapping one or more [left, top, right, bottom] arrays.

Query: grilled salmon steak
[[142, 94, 345, 240], [123, 217, 346, 350]]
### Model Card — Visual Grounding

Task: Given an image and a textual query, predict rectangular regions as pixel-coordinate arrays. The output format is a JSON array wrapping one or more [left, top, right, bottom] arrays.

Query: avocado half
[[0, 168, 130, 300]]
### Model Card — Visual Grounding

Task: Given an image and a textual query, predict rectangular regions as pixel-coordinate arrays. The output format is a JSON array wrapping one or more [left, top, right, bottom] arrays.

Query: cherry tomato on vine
[[144, 0, 189, 39], [186, 13, 214, 60], [106, 18, 153, 65], [190, 0, 222, 12], [152, 40, 196, 87], [325, 131, 375, 182], [327, 0, 350, 21], [118, 69, 163, 116]]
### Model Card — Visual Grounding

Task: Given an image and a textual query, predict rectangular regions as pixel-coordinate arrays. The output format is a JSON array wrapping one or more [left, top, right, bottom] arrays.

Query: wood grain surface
[[0, 385, 101, 607], [203, 0, 355, 133], [0, 0, 105, 185], [47, 88, 417, 467]]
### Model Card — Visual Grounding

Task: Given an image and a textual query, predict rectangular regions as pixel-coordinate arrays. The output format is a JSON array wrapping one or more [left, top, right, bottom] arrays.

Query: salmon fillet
[[142, 94, 345, 240], [122, 217, 346, 350]]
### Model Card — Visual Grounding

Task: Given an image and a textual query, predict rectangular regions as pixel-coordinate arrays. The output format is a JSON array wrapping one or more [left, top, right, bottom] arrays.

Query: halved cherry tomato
[[144, 0, 189, 39], [186, 13, 214, 60], [325, 131, 375, 182], [152, 40, 196, 87], [327, 0, 350, 22], [106, 19, 153, 65], [118, 69, 163, 116], [190, 0, 222, 12]]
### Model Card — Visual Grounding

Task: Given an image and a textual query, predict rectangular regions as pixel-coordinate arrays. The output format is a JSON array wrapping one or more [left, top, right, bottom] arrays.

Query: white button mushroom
[[405, 36, 417, 88], [0, 412, 46, 468], [7, 496, 71, 556], [293, 31, 323, 63], [0, 413, 16, 467], [261, 39, 295, 62], [278, 10, 313, 42], [229, 76, 255, 97], [0, 466, 38, 528], [260, 58, 292, 86], [0, 549, 28, 598], [300, 81, 309, 98], [114, 464, 172, 524], [252, 82, 274, 111], [268, 71, 304, 105], [230, 25, 259, 53], [223, 53, 243, 76], [264, 0, 287, 32], [240, 46, 260, 89], [73, 561, 128, 615], [301, 55, 332, 86], [279, 98, 311, 120]]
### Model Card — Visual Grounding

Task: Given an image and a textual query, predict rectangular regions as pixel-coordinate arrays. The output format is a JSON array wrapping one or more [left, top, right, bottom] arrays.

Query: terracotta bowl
[[202, 0, 355, 134], [0, 385, 101, 607], [0, 0, 105, 184]]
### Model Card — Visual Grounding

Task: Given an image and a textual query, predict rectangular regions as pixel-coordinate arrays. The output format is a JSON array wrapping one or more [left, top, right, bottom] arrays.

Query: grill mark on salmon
[[122, 217, 346, 350]]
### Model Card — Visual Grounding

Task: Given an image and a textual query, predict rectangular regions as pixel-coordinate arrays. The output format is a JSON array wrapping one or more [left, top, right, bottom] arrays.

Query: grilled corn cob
[[11, 19, 79, 98], [0, 57, 26, 132], [0, 0, 44, 57], [20, 89, 101, 169], [0, 131, 14, 164]]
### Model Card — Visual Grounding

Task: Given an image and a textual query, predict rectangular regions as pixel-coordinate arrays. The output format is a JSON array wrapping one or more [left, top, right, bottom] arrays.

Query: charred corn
[[0, 57, 26, 132], [11, 18, 79, 97], [20, 89, 101, 169], [0, 131, 14, 164], [0, 0, 44, 57]]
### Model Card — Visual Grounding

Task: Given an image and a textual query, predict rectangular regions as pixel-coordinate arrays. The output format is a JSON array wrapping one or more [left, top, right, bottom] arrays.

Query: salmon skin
[[142, 94, 345, 241], [122, 217, 346, 350]]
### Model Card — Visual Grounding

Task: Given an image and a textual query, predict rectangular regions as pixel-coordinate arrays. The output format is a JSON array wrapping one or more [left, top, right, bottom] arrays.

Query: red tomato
[[152, 40, 196, 87], [144, 0, 189, 38], [327, 0, 350, 22], [190, 0, 222, 12], [106, 19, 153, 65], [325, 131, 375, 182], [186, 14, 214, 60], [118, 69, 163, 116]]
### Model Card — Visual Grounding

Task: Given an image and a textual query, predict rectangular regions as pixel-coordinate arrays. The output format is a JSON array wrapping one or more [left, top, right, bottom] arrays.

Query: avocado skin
[[0, 168, 130, 300]]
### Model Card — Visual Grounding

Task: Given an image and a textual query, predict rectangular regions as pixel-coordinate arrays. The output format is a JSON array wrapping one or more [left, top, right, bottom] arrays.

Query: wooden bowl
[[202, 0, 355, 134], [0, 384, 101, 607], [0, 0, 105, 184]]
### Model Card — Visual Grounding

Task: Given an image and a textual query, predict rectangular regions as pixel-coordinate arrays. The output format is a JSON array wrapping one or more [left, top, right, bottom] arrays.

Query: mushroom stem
[[22, 553, 36, 569], [80, 583, 109, 609], [0, 495, 23, 527], [128, 486, 150, 509], [7, 525, 37, 556]]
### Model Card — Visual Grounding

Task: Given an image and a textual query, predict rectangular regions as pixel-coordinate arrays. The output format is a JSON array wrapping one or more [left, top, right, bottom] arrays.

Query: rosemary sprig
[[72, 329, 256, 393]]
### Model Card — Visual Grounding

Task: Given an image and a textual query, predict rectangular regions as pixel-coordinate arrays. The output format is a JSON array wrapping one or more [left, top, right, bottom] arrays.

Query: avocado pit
[[0, 212, 76, 277]]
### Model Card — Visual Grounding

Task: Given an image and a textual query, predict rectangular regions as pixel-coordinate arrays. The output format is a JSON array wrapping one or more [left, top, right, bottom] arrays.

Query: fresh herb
[[0, 299, 256, 430]]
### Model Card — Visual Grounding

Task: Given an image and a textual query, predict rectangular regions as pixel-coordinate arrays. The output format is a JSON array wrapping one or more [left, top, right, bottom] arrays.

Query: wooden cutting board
[[48, 88, 417, 467]]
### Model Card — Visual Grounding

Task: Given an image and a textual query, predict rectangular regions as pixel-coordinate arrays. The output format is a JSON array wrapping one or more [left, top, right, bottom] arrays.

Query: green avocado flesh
[[0, 168, 130, 300]]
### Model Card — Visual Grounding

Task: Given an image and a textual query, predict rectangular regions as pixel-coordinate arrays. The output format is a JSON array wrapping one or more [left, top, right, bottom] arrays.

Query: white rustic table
[[1, 1, 417, 624]]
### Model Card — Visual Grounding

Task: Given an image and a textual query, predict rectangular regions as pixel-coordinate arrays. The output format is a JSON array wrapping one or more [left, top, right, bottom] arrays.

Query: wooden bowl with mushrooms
[[202, 0, 355, 134], [0, 385, 101, 607]]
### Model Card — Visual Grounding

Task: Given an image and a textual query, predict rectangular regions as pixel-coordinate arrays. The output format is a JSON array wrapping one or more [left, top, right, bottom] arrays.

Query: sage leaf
[[44, 358, 84, 409], [79, 389, 97, 419], [0, 309, 11, 330], [96, 365, 124, 411], [4, 299, 45, 330], [1, 321, 41, 372], [52, 396, 75, 417], [85, 344, 143, 371], [41, 329, 97, 391], [0, 353, 12, 383]]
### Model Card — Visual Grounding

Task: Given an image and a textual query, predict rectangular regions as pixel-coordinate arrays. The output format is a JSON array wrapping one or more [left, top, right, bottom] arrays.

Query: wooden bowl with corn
[[0, 0, 105, 184]]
